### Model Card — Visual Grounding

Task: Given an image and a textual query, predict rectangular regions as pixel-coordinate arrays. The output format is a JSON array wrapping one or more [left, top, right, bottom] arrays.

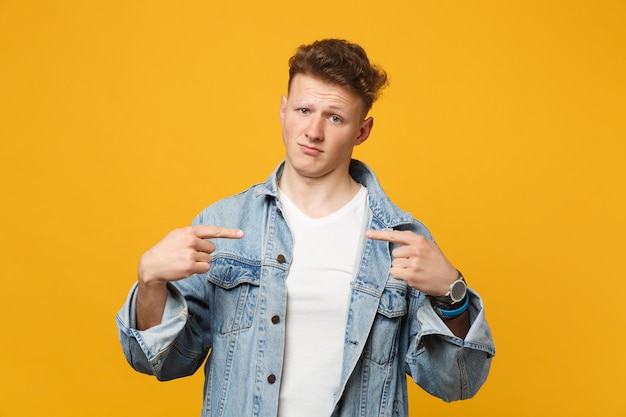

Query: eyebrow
[[293, 101, 349, 113]]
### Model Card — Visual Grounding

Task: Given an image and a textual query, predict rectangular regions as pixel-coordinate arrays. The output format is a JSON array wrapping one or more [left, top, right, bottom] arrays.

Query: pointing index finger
[[193, 225, 244, 239], [366, 229, 411, 244]]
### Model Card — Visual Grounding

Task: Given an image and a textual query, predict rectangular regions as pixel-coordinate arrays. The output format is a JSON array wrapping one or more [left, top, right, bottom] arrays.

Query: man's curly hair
[[288, 39, 388, 114]]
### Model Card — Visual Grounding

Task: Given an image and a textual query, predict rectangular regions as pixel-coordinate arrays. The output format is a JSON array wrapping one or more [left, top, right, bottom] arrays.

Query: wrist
[[432, 270, 467, 308], [138, 253, 167, 286], [431, 294, 469, 320], [138, 268, 168, 290]]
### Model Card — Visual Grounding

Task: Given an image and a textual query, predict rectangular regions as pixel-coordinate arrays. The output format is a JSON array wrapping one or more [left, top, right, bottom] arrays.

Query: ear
[[355, 117, 374, 145], [279, 95, 287, 124]]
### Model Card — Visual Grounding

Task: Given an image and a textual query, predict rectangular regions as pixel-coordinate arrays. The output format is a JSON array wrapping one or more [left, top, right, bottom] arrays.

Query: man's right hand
[[139, 225, 244, 285], [136, 225, 244, 330]]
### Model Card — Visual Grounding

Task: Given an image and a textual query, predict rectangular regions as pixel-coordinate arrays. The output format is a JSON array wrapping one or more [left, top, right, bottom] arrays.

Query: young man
[[117, 39, 495, 417]]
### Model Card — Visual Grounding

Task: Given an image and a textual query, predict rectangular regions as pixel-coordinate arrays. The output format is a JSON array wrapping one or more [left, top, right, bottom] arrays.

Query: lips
[[298, 143, 323, 155]]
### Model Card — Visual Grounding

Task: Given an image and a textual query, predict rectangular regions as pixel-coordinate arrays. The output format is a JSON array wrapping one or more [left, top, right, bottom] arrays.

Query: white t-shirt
[[277, 186, 369, 417]]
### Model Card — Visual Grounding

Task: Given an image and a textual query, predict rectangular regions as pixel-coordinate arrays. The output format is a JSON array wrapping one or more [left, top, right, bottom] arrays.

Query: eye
[[329, 115, 342, 123], [298, 108, 310, 115]]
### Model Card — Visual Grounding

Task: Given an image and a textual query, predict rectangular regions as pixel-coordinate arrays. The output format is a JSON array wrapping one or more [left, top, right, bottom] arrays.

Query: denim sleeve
[[405, 288, 496, 402], [115, 274, 213, 381]]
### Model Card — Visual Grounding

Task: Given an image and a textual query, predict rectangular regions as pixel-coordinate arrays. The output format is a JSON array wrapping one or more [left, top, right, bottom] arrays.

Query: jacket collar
[[257, 159, 415, 229]]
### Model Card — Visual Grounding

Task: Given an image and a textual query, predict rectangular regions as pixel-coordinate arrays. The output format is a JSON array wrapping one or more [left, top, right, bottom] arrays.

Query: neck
[[278, 164, 361, 218]]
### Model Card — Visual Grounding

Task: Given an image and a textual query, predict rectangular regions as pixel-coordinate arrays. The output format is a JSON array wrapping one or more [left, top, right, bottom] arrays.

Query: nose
[[304, 115, 324, 141]]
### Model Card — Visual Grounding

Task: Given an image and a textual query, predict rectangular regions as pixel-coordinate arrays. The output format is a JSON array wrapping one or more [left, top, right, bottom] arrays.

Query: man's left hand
[[365, 229, 458, 296]]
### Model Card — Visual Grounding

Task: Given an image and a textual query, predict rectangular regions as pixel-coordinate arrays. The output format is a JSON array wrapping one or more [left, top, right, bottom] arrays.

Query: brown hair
[[288, 39, 388, 114]]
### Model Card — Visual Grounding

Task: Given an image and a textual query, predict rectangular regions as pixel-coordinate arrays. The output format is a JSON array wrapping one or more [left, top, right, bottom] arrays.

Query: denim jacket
[[116, 160, 495, 417]]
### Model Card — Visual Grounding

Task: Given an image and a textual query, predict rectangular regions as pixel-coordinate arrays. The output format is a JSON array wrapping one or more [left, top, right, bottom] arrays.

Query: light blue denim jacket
[[116, 159, 495, 417]]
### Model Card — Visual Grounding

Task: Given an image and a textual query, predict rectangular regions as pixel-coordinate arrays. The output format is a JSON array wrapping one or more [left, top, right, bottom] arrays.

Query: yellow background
[[1, 1, 625, 416]]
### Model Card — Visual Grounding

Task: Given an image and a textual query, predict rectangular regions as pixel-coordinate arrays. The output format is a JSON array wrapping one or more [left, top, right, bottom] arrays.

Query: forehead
[[288, 74, 365, 114]]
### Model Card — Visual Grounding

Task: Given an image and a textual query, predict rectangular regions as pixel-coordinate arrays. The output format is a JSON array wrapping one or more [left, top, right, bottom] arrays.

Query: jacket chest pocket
[[367, 284, 408, 365], [207, 257, 261, 335]]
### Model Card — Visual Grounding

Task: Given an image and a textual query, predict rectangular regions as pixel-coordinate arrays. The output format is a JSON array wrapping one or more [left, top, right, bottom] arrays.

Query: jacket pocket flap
[[377, 285, 408, 318], [207, 256, 261, 289]]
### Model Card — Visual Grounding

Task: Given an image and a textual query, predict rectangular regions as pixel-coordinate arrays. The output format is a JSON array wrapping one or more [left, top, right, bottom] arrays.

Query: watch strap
[[431, 294, 469, 320]]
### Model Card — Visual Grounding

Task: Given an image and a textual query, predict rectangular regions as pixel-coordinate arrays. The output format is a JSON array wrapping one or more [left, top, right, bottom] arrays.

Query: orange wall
[[1, 1, 625, 416]]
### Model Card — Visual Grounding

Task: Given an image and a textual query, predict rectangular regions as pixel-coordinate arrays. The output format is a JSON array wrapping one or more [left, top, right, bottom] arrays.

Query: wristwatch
[[432, 272, 467, 307]]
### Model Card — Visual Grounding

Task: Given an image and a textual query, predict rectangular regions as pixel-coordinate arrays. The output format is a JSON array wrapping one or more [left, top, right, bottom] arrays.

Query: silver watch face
[[450, 280, 467, 303]]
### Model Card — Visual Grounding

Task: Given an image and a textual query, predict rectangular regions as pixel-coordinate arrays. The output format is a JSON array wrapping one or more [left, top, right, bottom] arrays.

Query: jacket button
[[276, 254, 286, 264], [267, 374, 276, 384], [271, 315, 280, 324]]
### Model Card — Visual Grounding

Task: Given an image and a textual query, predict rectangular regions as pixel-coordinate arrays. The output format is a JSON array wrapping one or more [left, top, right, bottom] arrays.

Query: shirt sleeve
[[116, 208, 226, 379], [406, 288, 496, 401], [116, 284, 188, 374]]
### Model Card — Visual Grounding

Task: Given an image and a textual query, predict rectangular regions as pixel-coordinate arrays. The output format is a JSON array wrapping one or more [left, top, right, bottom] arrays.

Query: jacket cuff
[[116, 282, 189, 362], [416, 288, 496, 357]]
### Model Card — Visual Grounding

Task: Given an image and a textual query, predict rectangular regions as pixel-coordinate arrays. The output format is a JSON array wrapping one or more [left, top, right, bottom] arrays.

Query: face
[[279, 74, 374, 182]]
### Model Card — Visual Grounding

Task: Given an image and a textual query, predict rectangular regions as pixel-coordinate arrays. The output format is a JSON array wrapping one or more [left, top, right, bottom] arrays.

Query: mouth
[[298, 143, 323, 155]]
